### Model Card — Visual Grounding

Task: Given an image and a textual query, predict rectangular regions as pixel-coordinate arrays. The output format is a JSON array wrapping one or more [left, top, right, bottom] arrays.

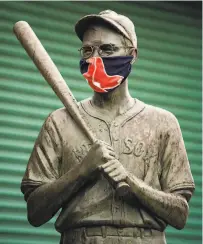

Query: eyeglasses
[[78, 43, 134, 59]]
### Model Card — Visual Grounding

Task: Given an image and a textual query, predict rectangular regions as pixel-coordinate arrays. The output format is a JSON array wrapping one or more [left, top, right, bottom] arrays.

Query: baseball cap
[[75, 10, 137, 50]]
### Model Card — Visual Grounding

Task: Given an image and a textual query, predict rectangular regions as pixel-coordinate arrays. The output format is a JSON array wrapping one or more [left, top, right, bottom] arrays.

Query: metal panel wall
[[0, 2, 201, 244]]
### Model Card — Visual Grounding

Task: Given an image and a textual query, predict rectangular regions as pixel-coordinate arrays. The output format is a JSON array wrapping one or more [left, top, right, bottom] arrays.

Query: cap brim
[[75, 15, 126, 42]]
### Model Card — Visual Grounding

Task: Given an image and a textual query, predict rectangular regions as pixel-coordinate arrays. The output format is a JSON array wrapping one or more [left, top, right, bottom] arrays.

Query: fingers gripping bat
[[13, 21, 130, 196]]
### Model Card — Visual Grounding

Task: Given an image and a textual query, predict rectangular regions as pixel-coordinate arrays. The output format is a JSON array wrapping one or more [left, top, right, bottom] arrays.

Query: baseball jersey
[[21, 98, 195, 233]]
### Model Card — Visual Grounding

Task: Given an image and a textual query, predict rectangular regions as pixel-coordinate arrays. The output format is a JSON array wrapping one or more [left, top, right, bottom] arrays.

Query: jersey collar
[[79, 98, 146, 127]]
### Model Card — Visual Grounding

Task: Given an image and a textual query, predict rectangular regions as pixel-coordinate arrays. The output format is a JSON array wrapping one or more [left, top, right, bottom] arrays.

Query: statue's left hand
[[100, 159, 129, 185]]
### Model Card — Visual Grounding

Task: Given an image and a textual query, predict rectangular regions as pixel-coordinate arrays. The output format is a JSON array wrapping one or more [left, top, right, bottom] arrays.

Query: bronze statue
[[20, 10, 195, 244]]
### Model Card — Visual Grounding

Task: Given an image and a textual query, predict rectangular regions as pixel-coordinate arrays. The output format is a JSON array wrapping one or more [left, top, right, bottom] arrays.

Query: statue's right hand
[[80, 140, 116, 177]]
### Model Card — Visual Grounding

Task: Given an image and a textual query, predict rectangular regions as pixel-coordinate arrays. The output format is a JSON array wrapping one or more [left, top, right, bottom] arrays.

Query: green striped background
[[0, 2, 201, 244]]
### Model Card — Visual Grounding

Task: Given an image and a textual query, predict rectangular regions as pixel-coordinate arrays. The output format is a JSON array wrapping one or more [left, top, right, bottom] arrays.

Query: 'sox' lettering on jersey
[[134, 142, 145, 157], [122, 137, 159, 167], [122, 137, 145, 157], [123, 137, 134, 154]]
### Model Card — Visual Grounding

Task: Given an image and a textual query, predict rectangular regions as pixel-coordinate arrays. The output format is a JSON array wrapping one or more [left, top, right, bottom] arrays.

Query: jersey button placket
[[112, 122, 119, 141], [110, 121, 122, 223], [110, 121, 120, 158]]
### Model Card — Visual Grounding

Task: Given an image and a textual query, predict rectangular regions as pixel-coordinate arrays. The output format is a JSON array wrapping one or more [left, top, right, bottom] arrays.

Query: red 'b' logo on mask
[[83, 57, 124, 93]]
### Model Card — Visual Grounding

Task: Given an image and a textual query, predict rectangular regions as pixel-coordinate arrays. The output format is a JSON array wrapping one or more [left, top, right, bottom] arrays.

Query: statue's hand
[[100, 159, 129, 186], [80, 140, 116, 178]]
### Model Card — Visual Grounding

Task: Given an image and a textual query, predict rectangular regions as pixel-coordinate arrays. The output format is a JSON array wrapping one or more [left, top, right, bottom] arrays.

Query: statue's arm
[[125, 174, 193, 230], [23, 163, 88, 227], [101, 113, 195, 229], [102, 159, 193, 230], [21, 113, 88, 227]]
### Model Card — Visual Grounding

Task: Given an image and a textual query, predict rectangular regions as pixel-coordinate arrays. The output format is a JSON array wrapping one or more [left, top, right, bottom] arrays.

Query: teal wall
[[0, 2, 201, 244]]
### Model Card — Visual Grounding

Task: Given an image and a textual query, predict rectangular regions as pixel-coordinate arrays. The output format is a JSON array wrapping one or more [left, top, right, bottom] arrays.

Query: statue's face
[[82, 24, 127, 57]]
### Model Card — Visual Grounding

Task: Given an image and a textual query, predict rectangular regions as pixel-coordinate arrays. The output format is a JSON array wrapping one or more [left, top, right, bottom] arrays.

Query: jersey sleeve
[[160, 113, 195, 195], [21, 112, 62, 200]]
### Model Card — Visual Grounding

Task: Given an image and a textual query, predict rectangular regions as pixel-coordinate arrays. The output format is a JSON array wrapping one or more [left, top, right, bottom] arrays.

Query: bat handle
[[116, 181, 130, 196]]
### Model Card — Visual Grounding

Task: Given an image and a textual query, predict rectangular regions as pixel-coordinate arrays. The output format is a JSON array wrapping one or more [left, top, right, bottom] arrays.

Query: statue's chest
[[60, 115, 161, 181]]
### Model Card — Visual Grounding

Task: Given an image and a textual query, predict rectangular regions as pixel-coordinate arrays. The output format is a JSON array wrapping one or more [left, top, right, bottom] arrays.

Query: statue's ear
[[130, 48, 138, 64]]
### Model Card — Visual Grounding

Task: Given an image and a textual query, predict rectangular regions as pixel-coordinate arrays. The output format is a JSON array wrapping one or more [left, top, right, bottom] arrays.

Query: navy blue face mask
[[80, 56, 133, 93]]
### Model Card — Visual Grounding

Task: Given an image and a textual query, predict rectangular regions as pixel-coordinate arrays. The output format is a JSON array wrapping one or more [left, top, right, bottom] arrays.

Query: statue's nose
[[91, 48, 100, 57]]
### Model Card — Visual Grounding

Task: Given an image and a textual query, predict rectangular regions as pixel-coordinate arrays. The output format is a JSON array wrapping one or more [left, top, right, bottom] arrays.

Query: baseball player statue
[[21, 10, 195, 244]]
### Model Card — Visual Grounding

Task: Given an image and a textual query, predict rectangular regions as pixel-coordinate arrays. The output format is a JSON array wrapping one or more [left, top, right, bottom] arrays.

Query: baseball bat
[[13, 21, 130, 196]]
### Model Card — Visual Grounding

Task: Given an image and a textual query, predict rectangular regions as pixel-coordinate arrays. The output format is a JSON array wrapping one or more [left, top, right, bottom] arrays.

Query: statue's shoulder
[[46, 97, 92, 126], [49, 107, 68, 120], [137, 99, 178, 125]]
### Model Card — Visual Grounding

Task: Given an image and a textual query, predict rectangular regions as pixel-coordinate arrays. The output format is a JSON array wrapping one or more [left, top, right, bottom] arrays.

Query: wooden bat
[[13, 21, 130, 196]]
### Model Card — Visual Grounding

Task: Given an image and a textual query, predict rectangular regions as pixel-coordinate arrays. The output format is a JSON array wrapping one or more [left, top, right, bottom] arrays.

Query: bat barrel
[[13, 21, 73, 105], [13, 21, 95, 143]]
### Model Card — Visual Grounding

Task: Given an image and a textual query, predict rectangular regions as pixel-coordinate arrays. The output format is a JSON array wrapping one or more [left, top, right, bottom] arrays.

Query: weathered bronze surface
[[21, 10, 195, 244]]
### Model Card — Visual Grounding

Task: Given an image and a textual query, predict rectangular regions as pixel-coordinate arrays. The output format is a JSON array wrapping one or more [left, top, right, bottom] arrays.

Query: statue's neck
[[91, 80, 134, 116]]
